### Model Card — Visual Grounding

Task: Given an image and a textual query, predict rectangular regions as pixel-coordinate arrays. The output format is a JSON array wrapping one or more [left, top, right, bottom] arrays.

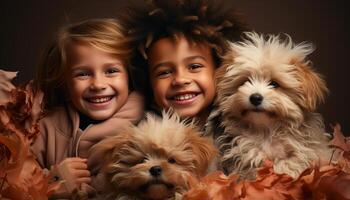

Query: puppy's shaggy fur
[[91, 112, 217, 200], [206, 32, 331, 179]]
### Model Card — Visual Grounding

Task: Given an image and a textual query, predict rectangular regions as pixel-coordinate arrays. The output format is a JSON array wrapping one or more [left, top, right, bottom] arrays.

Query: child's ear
[[185, 128, 218, 176], [295, 63, 328, 111]]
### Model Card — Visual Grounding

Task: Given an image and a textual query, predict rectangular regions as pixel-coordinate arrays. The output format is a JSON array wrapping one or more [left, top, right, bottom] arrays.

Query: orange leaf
[[0, 70, 17, 106], [185, 161, 350, 200], [329, 124, 350, 152], [0, 133, 22, 176]]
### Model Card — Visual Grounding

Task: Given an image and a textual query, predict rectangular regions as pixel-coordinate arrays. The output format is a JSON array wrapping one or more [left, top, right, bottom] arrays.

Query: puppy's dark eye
[[269, 80, 279, 88], [138, 157, 147, 164], [168, 158, 176, 164], [119, 160, 128, 165], [238, 79, 251, 87]]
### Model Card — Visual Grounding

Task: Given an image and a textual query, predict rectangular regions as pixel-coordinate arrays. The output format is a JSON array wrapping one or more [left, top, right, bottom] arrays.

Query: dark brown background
[[1, 0, 349, 135]]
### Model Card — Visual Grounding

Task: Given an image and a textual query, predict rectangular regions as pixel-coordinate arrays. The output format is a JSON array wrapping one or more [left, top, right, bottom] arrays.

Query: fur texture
[[91, 111, 217, 199], [205, 32, 331, 179]]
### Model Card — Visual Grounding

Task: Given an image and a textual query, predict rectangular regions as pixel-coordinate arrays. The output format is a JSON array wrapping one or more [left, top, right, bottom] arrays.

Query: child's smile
[[171, 93, 197, 101], [84, 95, 115, 109], [168, 92, 199, 105]]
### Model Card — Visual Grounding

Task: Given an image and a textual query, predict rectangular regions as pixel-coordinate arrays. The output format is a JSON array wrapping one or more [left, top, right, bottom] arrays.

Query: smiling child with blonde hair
[[32, 18, 144, 198]]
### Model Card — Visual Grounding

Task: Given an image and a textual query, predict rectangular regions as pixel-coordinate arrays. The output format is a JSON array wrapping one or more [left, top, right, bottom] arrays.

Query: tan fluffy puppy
[[206, 32, 331, 179], [91, 111, 217, 200]]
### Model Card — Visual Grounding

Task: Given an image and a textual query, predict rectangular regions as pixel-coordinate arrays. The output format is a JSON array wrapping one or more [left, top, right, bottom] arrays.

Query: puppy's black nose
[[249, 93, 263, 106], [149, 166, 162, 177]]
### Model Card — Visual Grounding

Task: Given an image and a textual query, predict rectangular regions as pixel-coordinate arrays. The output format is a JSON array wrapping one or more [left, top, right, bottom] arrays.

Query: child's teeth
[[174, 94, 196, 100], [90, 97, 111, 103]]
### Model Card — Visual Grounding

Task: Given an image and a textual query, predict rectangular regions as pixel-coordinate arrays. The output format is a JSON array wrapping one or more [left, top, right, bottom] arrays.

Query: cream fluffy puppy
[[206, 32, 331, 179]]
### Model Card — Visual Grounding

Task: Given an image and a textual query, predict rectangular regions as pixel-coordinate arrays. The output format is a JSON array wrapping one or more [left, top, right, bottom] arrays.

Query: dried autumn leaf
[[0, 70, 50, 199], [185, 160, 350, 200], [183, 171, 235, 200], [1, 168, 56, 200], [7, 88, 32, 124], [1, 186, 32, 200], [232, 161, 304, 200], [338, 153, 350, 173], [24, 82, 44, 142], [24, 160, 52, 200], [0, 118, 51, 199], [0, 126, 51, 199], [330, 124, 350, 152], [2, 130, 31, 187], [328, 124, 350, 173], [185, 124, 350, 200], [1, 81, 43, 141], [0, 70, 17, 106], [0, 133, 21, 177], [0, 109, 10, 125], [317, 168, 350, 200]]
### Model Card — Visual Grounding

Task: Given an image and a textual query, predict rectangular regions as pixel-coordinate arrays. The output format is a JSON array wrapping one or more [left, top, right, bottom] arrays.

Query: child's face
[[148, 36, 216, 118], [65, 42, 129, 120]]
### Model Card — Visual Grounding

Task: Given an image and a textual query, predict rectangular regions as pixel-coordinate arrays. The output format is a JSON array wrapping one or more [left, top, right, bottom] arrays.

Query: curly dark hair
[[119, 0, 249, 108]]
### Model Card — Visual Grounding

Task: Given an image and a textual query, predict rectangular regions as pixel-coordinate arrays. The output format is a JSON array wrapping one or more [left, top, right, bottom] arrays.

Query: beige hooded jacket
[[31, 91, 144, 198]]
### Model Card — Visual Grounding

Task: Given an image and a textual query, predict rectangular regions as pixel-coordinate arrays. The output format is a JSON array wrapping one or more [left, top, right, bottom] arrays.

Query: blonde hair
[[35, 18, 133, 109]]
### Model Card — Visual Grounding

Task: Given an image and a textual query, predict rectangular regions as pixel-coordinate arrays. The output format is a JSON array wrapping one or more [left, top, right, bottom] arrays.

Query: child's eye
[[106, 67, 120, 75], [188, 63, 203, 71], [156, 70, 172, 78], [73, 71, 90, 78]]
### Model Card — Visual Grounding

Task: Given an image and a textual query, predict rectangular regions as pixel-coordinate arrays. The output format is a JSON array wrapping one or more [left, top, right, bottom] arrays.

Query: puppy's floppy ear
[[215, 48, 237, 99], [295, 62, 328, 111], [185, 128, 218, 176], [88, 126, 134, 172]]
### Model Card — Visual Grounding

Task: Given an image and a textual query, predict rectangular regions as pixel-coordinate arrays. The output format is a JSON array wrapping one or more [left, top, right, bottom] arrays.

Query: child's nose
[[171, 71, 191, 86], [89, 77, 106, 91]]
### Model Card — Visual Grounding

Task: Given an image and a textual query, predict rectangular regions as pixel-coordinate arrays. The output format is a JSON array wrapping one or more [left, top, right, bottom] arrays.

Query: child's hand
[[52, 157, 92, 194]]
